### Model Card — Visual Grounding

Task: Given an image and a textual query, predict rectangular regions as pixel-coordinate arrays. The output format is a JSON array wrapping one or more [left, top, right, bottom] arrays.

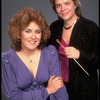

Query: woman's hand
[[64, 46, 80, 59], [46, 75, 64, 95]]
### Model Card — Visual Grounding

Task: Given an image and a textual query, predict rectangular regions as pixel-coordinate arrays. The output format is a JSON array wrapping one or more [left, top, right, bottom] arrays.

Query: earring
[[17, 37, 21, 42], [18, 37, 20, 39]]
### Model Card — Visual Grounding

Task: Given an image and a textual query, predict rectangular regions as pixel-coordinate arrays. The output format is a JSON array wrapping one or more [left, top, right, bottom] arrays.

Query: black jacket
[[47, 16, 99, 100]]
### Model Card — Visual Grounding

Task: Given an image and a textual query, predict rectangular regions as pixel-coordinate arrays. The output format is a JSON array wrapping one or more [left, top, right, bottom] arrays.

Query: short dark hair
[[8, 7, 50, 51]]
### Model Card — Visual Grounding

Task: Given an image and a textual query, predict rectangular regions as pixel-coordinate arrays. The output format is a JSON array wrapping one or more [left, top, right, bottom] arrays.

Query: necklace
[[29, 50, 37, 63], [63, 17, 79, 30], [30, 59, 32, 63], [20, 49, 37, 63]]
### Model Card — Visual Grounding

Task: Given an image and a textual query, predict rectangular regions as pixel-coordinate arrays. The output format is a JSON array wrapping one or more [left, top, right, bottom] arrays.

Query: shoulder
[[2, 49, 15, 63], [76, 16, 99, 36], [43, 45, 58, 56], [79, 16, 98, 28]]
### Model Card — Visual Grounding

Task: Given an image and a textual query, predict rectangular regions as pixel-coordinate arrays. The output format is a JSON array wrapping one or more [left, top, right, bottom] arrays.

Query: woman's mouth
[[29, 41, 36, 44], [61, 12, 68, 16]]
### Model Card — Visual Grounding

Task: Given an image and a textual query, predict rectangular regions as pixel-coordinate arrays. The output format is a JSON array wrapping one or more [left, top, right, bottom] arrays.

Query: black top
[[47, 16, 99, 100]]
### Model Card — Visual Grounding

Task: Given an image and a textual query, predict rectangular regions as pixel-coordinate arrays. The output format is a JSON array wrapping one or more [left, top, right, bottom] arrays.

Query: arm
[[78, 22, 99, 70], [2, 56, 49, 100], [47, 45, 69, 100], [68, 21, 99, 76], [46, 75, 64, 95]]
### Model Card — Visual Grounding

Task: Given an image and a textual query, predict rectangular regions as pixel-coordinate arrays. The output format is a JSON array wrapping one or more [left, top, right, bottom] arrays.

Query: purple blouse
[[58, 39, 69, 82], [2, 45, 68, 100]]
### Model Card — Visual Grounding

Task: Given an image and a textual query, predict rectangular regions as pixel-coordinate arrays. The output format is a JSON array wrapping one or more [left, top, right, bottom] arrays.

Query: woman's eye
[[56, 4, 61, 8], [25, 29, 31, 33], [65, 2, 70, 5], [35, 30, 41, 34]]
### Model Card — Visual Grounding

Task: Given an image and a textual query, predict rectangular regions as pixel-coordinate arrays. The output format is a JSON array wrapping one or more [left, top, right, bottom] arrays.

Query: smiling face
[[55, 0, 76, 21], [21, 21, 42, 51]]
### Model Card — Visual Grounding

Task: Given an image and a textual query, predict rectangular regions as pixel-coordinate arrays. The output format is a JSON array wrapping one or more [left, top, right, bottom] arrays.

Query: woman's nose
[[31, 32, 36, 38], [61, 5, 66, 11]]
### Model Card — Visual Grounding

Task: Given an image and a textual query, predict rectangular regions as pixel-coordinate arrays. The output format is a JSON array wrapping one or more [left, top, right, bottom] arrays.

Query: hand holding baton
[[56, 39, 89, 76]]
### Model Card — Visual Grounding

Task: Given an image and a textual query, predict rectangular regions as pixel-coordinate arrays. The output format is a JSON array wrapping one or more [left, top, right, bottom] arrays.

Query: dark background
[[1, 0, 99, 100]]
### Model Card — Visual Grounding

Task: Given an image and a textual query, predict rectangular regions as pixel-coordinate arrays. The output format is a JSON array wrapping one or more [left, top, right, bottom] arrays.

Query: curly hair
[[49, 0, 82, 17], [8, 7, 50, 51]]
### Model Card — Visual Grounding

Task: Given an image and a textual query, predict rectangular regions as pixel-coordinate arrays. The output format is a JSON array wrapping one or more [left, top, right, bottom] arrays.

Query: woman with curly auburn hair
[[47, 0, 99, 100], [8, 7, 50, 51], [2, 7, 68, 100]]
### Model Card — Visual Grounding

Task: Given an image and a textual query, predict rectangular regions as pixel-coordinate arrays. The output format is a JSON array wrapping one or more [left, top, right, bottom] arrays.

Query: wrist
[[46, 88, 51, 95]]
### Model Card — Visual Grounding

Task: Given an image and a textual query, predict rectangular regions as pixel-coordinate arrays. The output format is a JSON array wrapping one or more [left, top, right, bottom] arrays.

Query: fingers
[[64, 47, 80, 59], [64, 47, 73, 53], [52, 77, 63, 82], [49, 76, 64, 86], [64, 47, 73, 58], [49, 75, 55, 81], [47, 76, 64, 95], [52, 77, 64, 87], [49, 76, 63, 81]]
